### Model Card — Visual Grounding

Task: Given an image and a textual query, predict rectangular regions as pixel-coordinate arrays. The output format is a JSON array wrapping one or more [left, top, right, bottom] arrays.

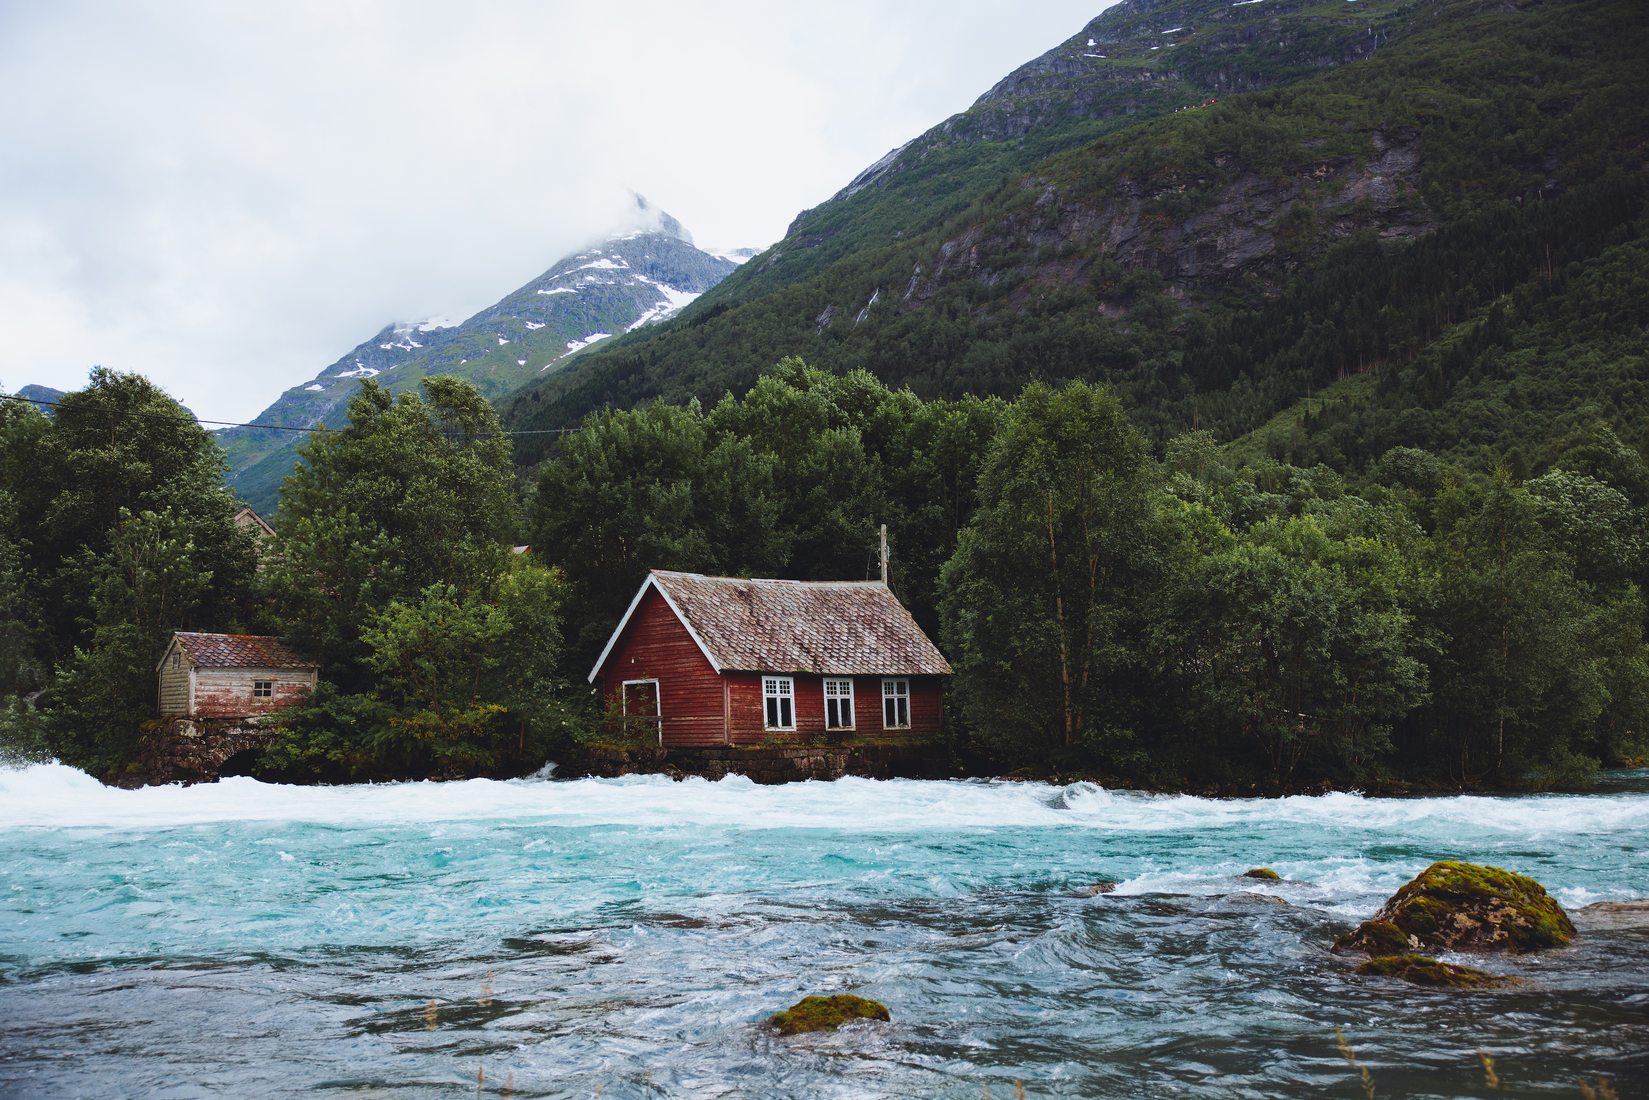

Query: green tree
[[1, 373, 257, 775], [1158, 514, 1428, 785], [268, 377, 518, 679], [1420, 472, 1602, 784], [264, 376, 572, 779], [940, 381, 1163, 767], [529, 398, 785, 666]]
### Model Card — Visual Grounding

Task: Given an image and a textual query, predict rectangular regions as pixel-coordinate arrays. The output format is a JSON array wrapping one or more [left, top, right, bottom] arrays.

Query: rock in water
[[1242, 868, 1282, 881], [1334, 860, 1576, 955], [1572, 899, 1649, 930], [769, 994, 891, 1035], [1354, 955, 1513, 989]]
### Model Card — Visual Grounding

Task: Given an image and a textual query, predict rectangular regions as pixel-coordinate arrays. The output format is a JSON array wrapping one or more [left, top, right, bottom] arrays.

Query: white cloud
[[0, 0, 1107, 420]]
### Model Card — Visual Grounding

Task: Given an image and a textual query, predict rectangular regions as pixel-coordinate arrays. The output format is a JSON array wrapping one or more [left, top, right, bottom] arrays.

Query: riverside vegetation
[[3, 360, 1647, 790]]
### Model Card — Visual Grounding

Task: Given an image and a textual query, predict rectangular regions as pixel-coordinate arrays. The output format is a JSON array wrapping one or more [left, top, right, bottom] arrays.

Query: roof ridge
[[652, 569, 886, 587]]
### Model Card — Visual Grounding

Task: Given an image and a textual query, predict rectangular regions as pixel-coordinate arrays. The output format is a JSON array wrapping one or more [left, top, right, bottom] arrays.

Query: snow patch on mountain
[[574, 257, 628, 273], [706, 246, 760, 265], [562, 332, 611, 357], [626, 279, 701, 331]]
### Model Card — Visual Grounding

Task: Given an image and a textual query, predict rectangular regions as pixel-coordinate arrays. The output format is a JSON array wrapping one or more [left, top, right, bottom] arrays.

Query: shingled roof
[[590, 570, 952, 681], [164, 632, 317, 671]]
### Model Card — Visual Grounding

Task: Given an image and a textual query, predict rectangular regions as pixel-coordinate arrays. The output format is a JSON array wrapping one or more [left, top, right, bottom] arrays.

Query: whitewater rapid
[[3, 763, 1645, 1097]]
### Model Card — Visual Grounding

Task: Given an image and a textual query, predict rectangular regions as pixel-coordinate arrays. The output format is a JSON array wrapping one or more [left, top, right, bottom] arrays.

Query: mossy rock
[[769, 994, 890, 1036], [1242, 868, 1282, 881], [1334, 860, 1576, 956], [1354, 954, 1513, 989]]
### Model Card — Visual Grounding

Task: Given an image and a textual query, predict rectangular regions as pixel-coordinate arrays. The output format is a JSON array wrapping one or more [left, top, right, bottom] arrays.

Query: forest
[[4, 360, 1645, 791]]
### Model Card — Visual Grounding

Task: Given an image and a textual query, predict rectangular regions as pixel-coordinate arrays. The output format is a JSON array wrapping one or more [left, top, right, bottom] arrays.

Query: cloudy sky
[[1, 1, 1106, 422]]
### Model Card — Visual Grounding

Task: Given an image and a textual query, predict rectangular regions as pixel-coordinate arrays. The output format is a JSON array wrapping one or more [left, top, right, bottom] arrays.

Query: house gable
[[588, 574, 720, 683]]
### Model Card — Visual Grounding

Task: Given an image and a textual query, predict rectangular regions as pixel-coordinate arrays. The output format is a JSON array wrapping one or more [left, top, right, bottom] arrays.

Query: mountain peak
[[618, 192, 693, 246]]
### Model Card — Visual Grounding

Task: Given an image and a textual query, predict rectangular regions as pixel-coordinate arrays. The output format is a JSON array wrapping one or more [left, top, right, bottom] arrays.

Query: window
[[882, 678, 910, 729], [253, 680, 273, 699], [763, 676, 795, 730], [824, 678, 855, 729]]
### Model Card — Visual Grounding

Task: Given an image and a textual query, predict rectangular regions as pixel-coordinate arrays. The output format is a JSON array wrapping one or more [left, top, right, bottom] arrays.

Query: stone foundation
[[559, 739, 951, 784], [136, 717, 282, 785]]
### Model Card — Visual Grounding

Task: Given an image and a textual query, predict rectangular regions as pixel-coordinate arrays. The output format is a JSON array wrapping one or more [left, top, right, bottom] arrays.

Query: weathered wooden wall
[[157, 654, 191, 717], [192, 667, 316, 719]]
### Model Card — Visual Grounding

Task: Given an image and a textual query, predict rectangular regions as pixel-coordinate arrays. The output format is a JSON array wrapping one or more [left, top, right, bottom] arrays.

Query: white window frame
[[763, 675, 796, 731], [882, 678, 911, 730], [252, 679, 274, 699], [824, 677, 855, 730]]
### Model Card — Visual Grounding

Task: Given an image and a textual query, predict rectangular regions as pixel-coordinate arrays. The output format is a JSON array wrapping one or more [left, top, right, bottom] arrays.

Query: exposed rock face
[[770, 994, 890, 1036], [1572, 900, 1649, 930], [1354, 954, 1513, 989], [915, 128, 1429, 312], [1335, 860, 1577, 956]]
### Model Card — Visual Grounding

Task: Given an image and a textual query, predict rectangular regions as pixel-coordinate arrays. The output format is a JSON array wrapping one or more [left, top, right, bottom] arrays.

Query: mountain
[[220, 196, 739, 513], [501, 0, 1649, 478], [13, 385, 66, 415]]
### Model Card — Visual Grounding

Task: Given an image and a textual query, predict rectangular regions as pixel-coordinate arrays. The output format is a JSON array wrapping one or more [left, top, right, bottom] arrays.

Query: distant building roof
[[166, 632, 317, 671], [590, 569, 952, 682], [233, 506, 276, 539]]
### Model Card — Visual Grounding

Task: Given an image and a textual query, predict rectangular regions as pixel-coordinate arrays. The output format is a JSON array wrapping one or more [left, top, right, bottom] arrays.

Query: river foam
[[6, 761, 1648, 837]]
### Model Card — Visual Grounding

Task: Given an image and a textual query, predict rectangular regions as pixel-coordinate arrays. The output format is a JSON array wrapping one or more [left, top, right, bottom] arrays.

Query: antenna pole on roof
[[879, 524, 889, 586]]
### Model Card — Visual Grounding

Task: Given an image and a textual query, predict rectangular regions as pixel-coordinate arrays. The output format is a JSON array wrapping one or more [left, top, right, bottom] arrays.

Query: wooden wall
[[157, 651, 191, 717], [726, 673, 943, 745], [192, 667, 317, 719], [597, 588, 728, 747]]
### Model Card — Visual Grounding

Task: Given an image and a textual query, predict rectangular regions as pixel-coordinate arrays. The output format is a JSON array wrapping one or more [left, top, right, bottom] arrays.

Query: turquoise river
[[1, 763, 1646, 1097]]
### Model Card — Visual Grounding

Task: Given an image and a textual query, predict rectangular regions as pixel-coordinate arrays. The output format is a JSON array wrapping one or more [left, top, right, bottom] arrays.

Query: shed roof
[[166, 632, 317, 671], [590, 570, 952, 681]]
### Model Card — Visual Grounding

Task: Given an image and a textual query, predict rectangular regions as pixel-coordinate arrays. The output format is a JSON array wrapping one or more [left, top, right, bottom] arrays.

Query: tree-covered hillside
[[502, 0, 1649, 478]]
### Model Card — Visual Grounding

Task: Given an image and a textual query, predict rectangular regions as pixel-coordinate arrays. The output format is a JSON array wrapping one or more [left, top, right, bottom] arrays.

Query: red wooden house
[[589, 570, 952, 746]]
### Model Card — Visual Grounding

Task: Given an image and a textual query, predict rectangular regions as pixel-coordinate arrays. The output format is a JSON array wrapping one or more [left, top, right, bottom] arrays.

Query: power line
[[0, 390, 579, 437]]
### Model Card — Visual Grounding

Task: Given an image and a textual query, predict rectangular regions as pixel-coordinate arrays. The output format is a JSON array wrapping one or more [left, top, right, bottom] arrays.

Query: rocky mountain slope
[[501, 0, 1649, 475], [221, 197, 737, 513], [12, 385, 66, 415]]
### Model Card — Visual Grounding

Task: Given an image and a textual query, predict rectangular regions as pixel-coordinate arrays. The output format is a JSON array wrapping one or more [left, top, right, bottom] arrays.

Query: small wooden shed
[[157, 632, 318, 719], [589, 570, 952, 746]]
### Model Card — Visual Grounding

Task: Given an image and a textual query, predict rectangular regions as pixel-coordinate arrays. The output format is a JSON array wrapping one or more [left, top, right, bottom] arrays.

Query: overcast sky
[[1, 0, 1106, 423]]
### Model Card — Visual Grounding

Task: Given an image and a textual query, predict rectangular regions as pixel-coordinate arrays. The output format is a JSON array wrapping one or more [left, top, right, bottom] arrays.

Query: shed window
[[824, 678, 855, 729], [253, 680, 273, 699], [763, 676, 795, 730], [882, 678, 910, 729]]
